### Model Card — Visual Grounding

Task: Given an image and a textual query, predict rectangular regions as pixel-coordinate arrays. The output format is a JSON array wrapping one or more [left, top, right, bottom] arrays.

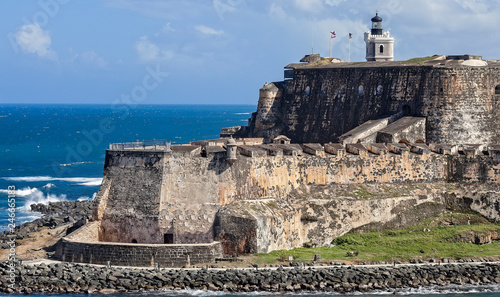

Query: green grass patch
[[251, 213, 500, 265], [400, 55, 439, 65]]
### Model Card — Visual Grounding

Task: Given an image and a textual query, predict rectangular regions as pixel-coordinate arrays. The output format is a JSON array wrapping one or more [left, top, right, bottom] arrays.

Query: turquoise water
[[1, 104, 499, 296], [0, 104, 255, 230]]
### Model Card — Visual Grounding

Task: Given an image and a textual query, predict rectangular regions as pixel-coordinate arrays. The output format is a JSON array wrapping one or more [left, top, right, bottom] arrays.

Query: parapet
[[107, 138, 500, 160]]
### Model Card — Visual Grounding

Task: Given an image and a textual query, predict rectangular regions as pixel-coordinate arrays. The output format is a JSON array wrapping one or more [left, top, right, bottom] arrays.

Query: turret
[[226, 137, 237, 164]]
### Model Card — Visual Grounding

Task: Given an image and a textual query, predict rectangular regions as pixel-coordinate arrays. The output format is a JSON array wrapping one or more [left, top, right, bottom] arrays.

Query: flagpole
[[311, 27, 314, 54], [348, 37, 351, 62], [329, 33, 332, 58]]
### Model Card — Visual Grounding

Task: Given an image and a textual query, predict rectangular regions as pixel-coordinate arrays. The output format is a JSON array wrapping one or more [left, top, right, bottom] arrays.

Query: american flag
[[349, 33, 353, 39], [330, 31, 336, 39]]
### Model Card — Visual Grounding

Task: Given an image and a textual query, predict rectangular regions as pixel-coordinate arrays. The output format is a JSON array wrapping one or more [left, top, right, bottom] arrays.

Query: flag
[[349, 33, 352, 39], [330, 31, 336, 39]]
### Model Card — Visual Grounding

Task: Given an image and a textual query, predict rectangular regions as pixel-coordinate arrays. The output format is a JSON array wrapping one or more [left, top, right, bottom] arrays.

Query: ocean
[[0, 104, 255, 230], [1, 104, 499, 296]]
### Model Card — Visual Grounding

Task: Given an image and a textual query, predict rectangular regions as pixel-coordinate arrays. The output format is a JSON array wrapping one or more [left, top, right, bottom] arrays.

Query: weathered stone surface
[[243, 63, 500, 144], [84, 143, 500, 260], [339, 118, 389, 144], [376, 117, 426, 143]]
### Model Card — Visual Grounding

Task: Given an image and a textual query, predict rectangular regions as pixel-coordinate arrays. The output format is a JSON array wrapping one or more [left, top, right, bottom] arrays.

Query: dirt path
[[0, 224, 70, 261]]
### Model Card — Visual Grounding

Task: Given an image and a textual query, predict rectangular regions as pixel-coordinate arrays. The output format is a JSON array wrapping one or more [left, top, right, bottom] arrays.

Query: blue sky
[[2, 0, 500, 104]]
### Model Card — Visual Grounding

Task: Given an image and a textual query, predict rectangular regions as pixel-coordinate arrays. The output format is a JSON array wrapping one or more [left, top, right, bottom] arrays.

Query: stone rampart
[[246, 65, 500, 144], [91, 142, 500, 252], [56, 222, 223, 267]]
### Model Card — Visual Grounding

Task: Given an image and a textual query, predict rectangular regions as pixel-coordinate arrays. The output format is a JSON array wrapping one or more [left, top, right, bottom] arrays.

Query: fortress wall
[[95, 148, 500, 246], [158, 152, 231, 244], [422, 67, 500, 144], [251, 66, 500, 144], [95, 150, 165, 244]]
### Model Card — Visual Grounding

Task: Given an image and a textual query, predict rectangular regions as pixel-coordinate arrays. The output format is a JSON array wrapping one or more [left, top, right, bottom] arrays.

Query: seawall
[[4, 261, 500, 294]]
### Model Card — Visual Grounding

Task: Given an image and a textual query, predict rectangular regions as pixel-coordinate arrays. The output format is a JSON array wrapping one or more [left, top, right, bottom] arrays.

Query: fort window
[[305, 86, 311, 95], [376, 85, 383, 95], [358, 86, 364, 95], [131, 239, 137, 243], [495, 85, 500, 95], [402, 105, 411, 115], [379, 45, 384, 54], [164, 233, 174, 244]]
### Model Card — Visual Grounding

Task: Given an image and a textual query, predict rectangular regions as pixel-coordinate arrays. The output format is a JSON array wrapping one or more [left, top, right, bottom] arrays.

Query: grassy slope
[[251, 212, 500, 265]]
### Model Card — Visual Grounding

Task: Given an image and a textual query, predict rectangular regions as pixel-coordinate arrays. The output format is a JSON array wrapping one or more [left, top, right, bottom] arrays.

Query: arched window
[[305, 86, 311, 95], [131, 239, 138, 243], [164, 233, 174, 244], [495, 85, 500, 95], [379, 45, 384, 54], [358, 85, 364, 95], [402, 105, 411, 115], [376, 85, 383, 95]]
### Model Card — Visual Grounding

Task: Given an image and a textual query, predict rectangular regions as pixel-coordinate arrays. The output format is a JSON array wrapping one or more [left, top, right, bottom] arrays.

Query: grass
[[400, 55, 440, 65], [251, 212, 500, 265]]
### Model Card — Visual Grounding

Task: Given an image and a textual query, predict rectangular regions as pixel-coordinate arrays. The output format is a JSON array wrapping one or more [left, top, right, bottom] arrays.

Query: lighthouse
[[364, 13, 394, 61]]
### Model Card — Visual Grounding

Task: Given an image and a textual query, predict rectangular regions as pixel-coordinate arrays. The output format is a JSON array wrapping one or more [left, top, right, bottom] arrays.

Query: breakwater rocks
[[1, 261, 500, 294], [0, 201, 92, 248]]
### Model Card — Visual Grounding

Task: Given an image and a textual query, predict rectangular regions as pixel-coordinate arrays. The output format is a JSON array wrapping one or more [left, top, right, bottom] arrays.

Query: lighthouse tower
[[364, 13, 394, 61]]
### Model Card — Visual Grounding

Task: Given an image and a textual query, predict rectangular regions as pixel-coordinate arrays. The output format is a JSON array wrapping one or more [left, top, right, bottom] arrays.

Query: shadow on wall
[[206, 153, 230, 175]]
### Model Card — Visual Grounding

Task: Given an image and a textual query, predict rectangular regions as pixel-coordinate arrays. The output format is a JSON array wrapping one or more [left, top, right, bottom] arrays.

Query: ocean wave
[[2, 176, 102, 186], [77, 193, 97, 201], [20, 188, 67, 211], [42, 183, 56, 189], [59, 161, 94, 167], [234, 112, 252, 115], [0, 187, 38, 197]]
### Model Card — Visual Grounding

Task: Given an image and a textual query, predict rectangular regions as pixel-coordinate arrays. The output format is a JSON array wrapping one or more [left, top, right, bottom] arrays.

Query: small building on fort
[[364, 12, 394, 61]]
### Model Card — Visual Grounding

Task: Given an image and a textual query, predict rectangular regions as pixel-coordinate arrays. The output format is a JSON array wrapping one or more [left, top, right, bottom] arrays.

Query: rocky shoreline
[[1, 261, 499, 294], [0, 201, 92, 250]]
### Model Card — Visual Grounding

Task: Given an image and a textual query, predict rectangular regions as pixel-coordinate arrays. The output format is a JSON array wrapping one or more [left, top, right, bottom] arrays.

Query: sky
[[1, 0, 500, 105]]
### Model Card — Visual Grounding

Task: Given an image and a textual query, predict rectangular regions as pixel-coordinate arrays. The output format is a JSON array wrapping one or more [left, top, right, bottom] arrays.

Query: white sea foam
[[59, 161, 93, 167], [234, 112, 252, 115], [42, 183, 56, 189], [0, 187, 38, 197], [20, 188, 67, 211], [77, 193, 96, 201], [2, 176, 103, 186]]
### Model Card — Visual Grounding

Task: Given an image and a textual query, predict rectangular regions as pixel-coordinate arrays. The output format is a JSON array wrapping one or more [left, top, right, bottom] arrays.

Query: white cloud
[[325, 0, 347, 6], [162, 22, 175, 34], [294, 0, 324, 13], [134, 36, 173, 62], [14, 23, 57, 60], [455, 0, 489, 13], [195, 25, 225, 36], [270, 3, 287, 19], [78, 51, 109, 68]]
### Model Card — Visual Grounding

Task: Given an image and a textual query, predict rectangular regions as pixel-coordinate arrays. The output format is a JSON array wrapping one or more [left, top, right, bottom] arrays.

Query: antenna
[[311, 26, 314, 54]]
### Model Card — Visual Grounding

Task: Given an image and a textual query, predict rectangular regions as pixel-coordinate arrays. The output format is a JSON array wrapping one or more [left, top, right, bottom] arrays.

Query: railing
[[109, 139, 171, 151]]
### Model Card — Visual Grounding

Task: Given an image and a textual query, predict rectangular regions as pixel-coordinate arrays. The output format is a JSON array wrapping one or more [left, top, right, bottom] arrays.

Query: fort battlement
[[83, 139, 500, 257]]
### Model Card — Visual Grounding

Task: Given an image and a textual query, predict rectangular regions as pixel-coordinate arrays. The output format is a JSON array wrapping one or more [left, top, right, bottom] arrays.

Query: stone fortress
[[56, 13, 500, 267]]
